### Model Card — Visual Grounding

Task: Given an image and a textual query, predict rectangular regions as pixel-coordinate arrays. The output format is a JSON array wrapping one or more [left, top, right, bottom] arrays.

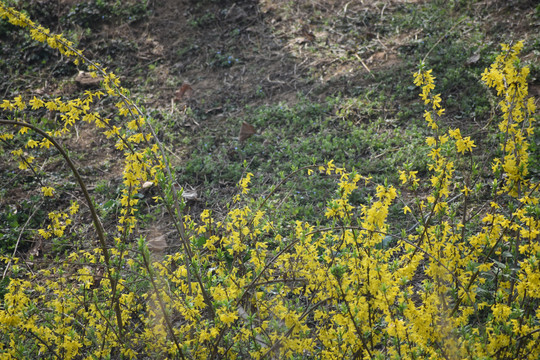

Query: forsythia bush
[[1, 4, 538, 359]]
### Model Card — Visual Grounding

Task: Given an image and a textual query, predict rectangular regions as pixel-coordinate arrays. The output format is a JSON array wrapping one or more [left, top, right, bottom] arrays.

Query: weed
[[210, 50, 240, 68], [189, 12, 215, 28]]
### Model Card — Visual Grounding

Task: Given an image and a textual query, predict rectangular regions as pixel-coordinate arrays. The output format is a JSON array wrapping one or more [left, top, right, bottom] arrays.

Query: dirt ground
[[1, 0, 538, 256]]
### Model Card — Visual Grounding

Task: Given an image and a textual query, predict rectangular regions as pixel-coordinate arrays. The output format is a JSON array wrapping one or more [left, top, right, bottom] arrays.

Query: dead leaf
[[466, 53, 480, 65], [182, 188, 198, 201], [300, 25, 315, 42], [175, 83, 194, 101], [147, 234, 168, 253], [75, 71, 103, 88], [91, 266, 105, 289], [367, 51, 387, 64], [142, 181, 154, 189], [28, 238, 42, 258], [144, 37, 164, 57], [239, 122, 256, 142]]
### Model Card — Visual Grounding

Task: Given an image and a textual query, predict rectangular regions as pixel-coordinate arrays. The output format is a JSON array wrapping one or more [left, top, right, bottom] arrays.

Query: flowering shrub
[[0, 4, 538, 359]]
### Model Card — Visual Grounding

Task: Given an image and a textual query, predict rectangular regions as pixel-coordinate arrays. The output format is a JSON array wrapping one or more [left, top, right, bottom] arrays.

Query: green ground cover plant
[[1, 3, 539, 360]]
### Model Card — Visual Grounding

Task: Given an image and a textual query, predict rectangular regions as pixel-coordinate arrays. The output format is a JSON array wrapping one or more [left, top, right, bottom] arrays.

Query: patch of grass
[[372, 3, 496, 125], [189, 12, 216, 28], [62, 0, 149, 30], [175, 95, 430, 225]]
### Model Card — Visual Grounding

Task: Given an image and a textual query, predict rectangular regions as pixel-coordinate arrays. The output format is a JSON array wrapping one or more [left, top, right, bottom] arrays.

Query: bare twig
[[354, 53, 375, 78], [2, 203, 42, 279]]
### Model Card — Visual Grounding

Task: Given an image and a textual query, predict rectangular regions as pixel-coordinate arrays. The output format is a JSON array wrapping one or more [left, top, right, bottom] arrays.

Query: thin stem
[[140, 247, 186, 360]]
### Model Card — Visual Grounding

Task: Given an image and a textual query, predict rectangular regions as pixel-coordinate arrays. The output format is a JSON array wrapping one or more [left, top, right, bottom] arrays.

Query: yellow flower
[[41, 186, 54, 197], [218, 309, 238, 325], [448, 128, 461, 140], [26, 139, 39, 148], [201, 209, 211, 221], [399, 170, 408, 184], [29, 96, 44, 109], [456, 136, 475, 154], [1, 99, 14, 110], [40, 138, 53, 149], [239, 172, 254, 194], [431, 93, 442, 109], [69, 201, 79, 215]]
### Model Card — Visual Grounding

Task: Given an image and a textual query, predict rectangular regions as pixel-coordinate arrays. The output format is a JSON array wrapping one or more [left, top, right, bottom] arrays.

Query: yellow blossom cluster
[[0, 4, 538, 360]]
